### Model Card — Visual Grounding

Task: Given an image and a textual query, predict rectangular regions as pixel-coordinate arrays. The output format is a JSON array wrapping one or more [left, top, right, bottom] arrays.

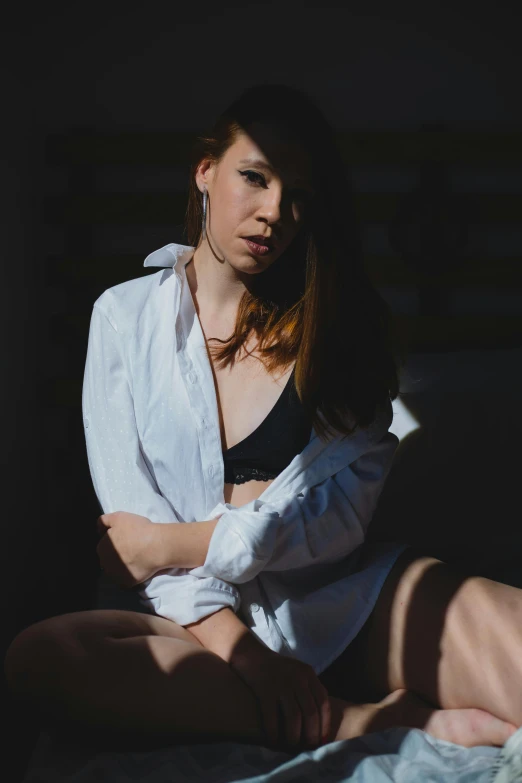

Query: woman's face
[[195, 121, 315, 273]]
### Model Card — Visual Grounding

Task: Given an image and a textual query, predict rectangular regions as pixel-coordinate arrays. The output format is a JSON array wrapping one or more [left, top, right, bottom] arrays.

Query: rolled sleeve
[[82, 300, 241, 624], [189, 431, 399, 584]]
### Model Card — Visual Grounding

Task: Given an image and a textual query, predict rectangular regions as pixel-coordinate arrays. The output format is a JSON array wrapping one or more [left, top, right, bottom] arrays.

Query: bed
[[22, 715, 522, 782]]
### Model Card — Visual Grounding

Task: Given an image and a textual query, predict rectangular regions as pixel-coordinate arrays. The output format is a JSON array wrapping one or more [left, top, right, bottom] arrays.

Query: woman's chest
[[209, 345, 295, 454], [128, 321, 295, 514], [205, 332, 296, 507]]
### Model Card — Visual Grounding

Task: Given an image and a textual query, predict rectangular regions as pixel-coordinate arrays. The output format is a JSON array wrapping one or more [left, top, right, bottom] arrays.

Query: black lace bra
[[222, 366, 313, 485]]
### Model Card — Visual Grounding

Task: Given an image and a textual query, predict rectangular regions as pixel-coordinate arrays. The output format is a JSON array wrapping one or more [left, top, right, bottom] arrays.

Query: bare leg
[[7, 601, 516, 752], [329, 549, 522, 734], [4, 608, 426, 752], [341, 689, 516, 748], [5, 610, 269, 749]]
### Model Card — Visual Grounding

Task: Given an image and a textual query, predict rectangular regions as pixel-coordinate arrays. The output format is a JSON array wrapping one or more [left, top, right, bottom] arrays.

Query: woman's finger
[[96, 536, 112, 572], [96, 515, 111, 537], [258, 696, 279, 749], [308, 679, 332, 743], [278, 692, 303, 748], [293, 685, 321, 747], [95, 535, 107, 562], [96, 535, 125, 584]]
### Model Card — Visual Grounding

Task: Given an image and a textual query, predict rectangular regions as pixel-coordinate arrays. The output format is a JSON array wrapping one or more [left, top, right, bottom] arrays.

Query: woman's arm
[[83, 297, 241, 625], [185, 606, 262, 663], [155, 519, 220, 569], [188, 425, 398, 585], [95, 513, 221, 587]]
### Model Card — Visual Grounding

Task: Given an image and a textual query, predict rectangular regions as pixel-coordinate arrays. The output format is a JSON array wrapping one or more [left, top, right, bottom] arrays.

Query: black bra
[[223, 366, 313, 485]]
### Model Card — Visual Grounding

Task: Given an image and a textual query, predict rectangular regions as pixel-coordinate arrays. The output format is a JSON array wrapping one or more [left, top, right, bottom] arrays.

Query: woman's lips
[[243, 238, 273, 256]]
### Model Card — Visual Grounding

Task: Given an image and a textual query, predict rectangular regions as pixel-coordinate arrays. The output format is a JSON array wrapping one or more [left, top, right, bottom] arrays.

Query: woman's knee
[[5, 610, 138, 679], [4, 609, 202, 691], [4, 615, 83, 699]]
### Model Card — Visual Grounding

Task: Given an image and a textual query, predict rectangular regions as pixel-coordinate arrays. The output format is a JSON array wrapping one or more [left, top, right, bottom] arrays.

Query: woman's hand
[[228, 643, 332, 752], [96, 512, 164, 588]]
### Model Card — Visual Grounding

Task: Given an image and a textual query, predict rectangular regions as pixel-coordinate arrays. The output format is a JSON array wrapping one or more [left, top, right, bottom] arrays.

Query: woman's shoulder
[[93, 267, 178, 335]]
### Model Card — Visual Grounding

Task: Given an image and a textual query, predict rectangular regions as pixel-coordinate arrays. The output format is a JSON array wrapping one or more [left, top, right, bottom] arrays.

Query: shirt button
[[250, 603, 260, 613], [188, 371, 197, 384], [208, 465, 215, 477], [84, 418, 90, 429]]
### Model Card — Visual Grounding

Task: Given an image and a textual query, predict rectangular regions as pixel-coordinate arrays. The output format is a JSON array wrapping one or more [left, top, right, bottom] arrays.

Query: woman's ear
[[196, 158, 214, 192]]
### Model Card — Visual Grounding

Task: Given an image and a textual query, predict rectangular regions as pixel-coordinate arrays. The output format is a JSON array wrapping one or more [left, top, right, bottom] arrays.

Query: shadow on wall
[[369, 347, 522, 586]]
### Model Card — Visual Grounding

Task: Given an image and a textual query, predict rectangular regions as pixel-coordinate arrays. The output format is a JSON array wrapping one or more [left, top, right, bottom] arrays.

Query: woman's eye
[[239, 170, 314, 204], [239, 170, 265, 186]]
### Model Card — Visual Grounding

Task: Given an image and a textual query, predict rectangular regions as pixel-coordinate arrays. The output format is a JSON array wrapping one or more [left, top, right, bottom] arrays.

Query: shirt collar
[[143, 243, 195, 271]]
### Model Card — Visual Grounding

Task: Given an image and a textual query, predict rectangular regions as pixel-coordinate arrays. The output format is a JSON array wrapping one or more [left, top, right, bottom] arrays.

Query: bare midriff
[[223, 478, 276, 507]]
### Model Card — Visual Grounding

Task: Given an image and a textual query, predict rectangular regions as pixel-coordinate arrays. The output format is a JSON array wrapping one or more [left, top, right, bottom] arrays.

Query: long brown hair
[[184, 83, 404, 442]]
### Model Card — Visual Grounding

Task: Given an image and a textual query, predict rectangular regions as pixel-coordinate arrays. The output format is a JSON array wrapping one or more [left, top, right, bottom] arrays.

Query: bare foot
[[329, 690, 517, 748], [402, 692, 517, 748]]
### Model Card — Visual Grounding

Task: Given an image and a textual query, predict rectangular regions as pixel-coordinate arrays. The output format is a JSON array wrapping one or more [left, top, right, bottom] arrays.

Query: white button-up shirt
[[82, 242, 405, 675]]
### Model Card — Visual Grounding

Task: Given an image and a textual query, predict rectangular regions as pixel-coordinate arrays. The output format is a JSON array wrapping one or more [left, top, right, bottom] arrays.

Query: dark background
[[2, 2, 522, 779]]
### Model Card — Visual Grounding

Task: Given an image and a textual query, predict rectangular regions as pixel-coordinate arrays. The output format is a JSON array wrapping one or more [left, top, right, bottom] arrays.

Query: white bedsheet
[[23, 724, 522, 783]]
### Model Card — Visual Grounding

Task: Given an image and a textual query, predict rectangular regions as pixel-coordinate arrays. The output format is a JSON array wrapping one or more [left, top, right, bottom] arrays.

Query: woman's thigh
[[318, 548, 427, 702], [326, 548, 522, 726], [7, 607, 205, 678], [49, 608, 201, 644]]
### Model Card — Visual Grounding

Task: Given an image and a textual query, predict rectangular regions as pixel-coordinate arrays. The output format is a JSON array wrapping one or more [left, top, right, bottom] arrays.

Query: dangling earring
[[202, 186, 208, 240]]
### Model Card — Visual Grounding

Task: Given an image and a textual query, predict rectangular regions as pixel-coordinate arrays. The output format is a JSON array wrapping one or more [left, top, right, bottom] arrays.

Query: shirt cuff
[[139, 574, 241, 626], [189, 503, 280, 583]]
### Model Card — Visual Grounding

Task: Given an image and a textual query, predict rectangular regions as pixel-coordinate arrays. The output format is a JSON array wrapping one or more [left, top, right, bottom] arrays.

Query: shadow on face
[[195, 120, 316, 275]]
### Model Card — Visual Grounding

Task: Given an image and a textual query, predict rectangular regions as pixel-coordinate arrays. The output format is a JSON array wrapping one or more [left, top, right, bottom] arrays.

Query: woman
[[5, 83, 521, 754]]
